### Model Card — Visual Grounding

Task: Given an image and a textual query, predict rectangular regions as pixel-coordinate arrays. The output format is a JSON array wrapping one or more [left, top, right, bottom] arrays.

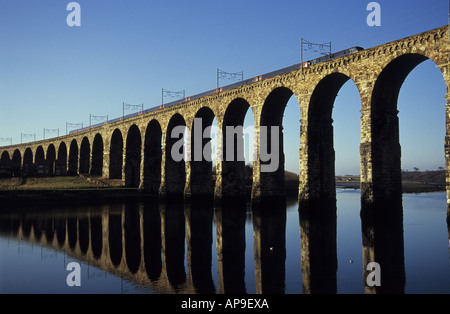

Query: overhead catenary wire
[[2, 1, 446, 145]]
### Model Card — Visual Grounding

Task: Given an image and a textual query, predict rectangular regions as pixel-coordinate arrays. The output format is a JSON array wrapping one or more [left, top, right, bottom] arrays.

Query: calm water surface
[[0, 190, 449, 294]]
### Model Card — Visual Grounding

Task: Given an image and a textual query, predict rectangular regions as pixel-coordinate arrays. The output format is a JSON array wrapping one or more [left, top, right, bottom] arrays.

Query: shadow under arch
[[46, 144, 56, 176], [125, 125, 142, 188], [91, 133, 104, 176], [188, 106, 216, 201], [23, 148, 33, 176], [57, 142, 67, 175], [161, 113, 186, 199], [302, 72, 359, 202], [79, 137, 90, 174], [109, 129, 123, 180], [35, 146, 45, 175], [143, 120, 162, 194], [0, 151, 11, 177], [12, 149, 21, 177], [257, 86, 298, 201], [365, 53, 447, 202], [216, 97, 252, 201], [68, 139, 78, 175]]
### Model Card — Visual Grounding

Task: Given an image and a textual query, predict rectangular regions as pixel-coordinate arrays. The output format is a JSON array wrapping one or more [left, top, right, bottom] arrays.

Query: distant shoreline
[[335, 170, 446, 194], [336, 182, 445, 194]]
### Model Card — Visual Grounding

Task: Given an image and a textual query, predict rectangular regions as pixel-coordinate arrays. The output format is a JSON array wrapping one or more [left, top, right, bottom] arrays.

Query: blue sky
[[0, 0, 448, 175]]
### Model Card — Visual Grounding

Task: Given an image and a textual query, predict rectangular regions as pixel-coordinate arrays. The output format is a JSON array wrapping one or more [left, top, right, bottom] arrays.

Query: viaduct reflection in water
[[0, 196, 444, 294], [360, 197, 406, 294]]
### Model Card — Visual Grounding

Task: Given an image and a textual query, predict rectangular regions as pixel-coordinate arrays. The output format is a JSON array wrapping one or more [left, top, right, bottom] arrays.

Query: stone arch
[[12, 149, 21, 177], [143, 120, 162, 194], [35, 146, 44, 162], [189, 107, 216, 199], [79, 137, 90, 174], [109, 129, 124, 180], [162, 113, 187, 197], [303, 72, 357, 201], [35, 146, 45, 176], [68, 139, 78, 175], [23, 148, 33, 176], [46, 144, 56, 175], [372, 54, 430, 113], [217, 97, 252, 199], [91, 133, 104, 176], [57, 142, 68, 175], [367, 52, 447, 201], [125, 124, 142, 188], [0, 151, 11, 177], [258, 87, 296, 199]]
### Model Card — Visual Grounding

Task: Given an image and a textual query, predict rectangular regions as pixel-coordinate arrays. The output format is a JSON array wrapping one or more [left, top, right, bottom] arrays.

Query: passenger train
[[70, 46, 364, 134]]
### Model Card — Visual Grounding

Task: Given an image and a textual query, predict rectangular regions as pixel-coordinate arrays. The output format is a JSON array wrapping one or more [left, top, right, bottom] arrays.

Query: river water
[[0, 190, 449, 294]]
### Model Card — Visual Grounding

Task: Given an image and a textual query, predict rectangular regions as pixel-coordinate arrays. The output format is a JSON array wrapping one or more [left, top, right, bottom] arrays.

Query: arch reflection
[[298, 199, 337, 294], [360, 197, 405, 294], [185, 201, 215, 294], [124, 202, 142, 274], [215, 201, 247, 294], [143, 200, 162, 281], [252, 199, 287, 294], [161, 201, 186, 290], [0, 195, 415, 294], [0, 200, 285, 294]]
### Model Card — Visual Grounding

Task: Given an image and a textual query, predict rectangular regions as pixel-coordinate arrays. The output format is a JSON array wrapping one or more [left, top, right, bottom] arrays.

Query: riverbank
[[0, 171, 445, 207], [0, 176, 150, 206], [336, 181, 445, 193]]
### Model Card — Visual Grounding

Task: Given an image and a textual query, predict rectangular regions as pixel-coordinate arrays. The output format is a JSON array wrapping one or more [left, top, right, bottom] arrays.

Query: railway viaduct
[[0, 25, 449, 205]]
